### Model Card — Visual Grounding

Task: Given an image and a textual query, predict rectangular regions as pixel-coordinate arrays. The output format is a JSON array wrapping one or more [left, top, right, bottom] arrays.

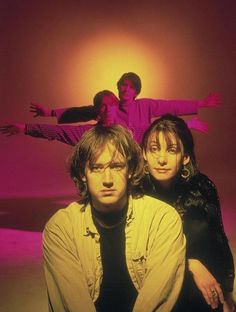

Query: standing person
[[43, 124, 186, 312], [142, 114, 235, 312], [30, 72, 219, 141]]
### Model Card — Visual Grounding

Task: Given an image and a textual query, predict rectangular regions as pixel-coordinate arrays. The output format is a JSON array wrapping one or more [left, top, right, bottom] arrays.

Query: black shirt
[[92, 206, 138, 312]]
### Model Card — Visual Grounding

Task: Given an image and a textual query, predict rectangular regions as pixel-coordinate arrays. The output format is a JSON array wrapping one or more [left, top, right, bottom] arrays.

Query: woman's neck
[[149, 175, 179, 204], [158, 180, 172, 190]]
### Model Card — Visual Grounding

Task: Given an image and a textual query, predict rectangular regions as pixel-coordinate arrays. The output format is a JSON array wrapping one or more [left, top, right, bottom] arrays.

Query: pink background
[[1, 1, 236, 200]]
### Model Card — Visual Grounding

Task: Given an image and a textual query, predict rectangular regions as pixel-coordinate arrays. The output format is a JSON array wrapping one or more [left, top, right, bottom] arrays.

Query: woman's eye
[[168, 147, 178, 154], [150, 146, 159, 153]]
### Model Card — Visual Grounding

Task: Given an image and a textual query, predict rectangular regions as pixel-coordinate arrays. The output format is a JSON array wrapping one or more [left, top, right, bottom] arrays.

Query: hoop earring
[[144, 163, 149, 175], [181, 166, 190, 179]]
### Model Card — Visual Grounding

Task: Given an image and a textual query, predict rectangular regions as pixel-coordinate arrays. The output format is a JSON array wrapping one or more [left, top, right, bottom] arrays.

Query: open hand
[[199, 92, 222, 108], [0, 123, 25, 136], [29, 102, 52, 117]]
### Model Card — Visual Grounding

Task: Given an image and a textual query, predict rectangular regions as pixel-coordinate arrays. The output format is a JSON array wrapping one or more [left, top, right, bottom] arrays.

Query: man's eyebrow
[[92, 160, 125, 165], [110, 161, 126, 166], [90, 162, 107, 166]]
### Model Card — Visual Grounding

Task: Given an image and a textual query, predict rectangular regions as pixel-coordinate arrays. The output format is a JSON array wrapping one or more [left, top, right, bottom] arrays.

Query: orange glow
[[66, 31, 167, 104]]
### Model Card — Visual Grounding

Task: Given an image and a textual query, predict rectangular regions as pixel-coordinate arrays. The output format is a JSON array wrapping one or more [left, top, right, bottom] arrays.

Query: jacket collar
[[82, 196, 135, 236]]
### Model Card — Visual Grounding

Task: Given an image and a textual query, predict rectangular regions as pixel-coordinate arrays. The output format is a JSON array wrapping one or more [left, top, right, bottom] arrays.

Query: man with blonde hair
[[43, 124, 186, 312]]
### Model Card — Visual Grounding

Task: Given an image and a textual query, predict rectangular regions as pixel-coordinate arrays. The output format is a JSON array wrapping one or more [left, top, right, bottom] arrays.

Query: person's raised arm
[[149, 92, 222, 118], [24, 123, 93, 146], [0, 122, 93, 146], [30, 102, 97, 124]]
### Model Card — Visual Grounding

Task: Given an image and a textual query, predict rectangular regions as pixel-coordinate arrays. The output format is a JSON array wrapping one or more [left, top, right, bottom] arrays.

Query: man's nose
[[102, 168, 114, 187]]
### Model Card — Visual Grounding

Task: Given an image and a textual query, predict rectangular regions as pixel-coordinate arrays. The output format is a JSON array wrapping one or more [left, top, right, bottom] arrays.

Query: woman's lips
[[154, 168, 170, 173]]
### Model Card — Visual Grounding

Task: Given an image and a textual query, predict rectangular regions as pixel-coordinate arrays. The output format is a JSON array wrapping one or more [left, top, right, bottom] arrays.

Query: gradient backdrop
[[0, 0, 235, 310]]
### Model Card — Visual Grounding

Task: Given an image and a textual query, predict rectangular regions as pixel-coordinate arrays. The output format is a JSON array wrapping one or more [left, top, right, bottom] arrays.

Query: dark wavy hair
[[117, 72, 142, 95], [69, 124, 144, 206], [142, 114, 198, 179]]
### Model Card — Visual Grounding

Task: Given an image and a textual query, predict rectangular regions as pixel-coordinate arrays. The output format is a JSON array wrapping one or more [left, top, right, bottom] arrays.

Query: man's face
[[99, 95, 119, 126], [84, 143, 129, 212], [118, 79, 138, 102], [143, 131, 189, 188]]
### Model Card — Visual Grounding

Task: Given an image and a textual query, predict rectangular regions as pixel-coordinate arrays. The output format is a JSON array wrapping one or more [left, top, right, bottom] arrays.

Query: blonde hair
[[69, 124, 144, 205]]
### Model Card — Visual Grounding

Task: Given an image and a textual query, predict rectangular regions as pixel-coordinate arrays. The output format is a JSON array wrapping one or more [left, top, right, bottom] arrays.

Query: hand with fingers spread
[[0, 123, 25, 136], [29, 102, 52, 117], [188, 259, 224, 309], [199, 92, 222, 108]]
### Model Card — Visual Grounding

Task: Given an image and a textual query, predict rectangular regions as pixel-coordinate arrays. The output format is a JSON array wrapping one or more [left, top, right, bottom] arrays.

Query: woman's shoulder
[[188, 173, 217, 193], [189, 172, 213, 183], [182, 173, 220, 210]]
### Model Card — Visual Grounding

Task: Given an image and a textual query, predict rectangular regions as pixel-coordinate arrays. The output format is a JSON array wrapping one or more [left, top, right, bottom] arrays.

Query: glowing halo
[[65, 31, 167, 104]]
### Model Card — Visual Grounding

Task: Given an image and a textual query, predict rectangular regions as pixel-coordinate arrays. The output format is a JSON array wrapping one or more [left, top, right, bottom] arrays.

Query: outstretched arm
[[149, 92, 222, 119], [24, 123, 93, 146], [186, 117, 209, 133], [0, 123, 25, 136], [29, 102, 97, 124], [0, 122, 93, 146]]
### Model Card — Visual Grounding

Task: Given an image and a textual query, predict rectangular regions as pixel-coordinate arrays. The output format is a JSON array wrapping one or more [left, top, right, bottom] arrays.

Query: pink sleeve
[[150, 99, 199, 118]]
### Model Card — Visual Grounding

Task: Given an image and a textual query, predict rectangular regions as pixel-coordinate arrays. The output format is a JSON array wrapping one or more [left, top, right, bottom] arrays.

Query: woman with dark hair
[[142, 114, 235, 312]]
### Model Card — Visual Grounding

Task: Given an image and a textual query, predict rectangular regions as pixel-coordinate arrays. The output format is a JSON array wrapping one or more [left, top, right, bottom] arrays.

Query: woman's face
[[143, 131, 189, 188]]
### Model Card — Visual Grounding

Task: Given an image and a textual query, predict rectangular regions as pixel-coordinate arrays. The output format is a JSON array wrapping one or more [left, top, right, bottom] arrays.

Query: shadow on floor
[[0, 195, 78, 232]]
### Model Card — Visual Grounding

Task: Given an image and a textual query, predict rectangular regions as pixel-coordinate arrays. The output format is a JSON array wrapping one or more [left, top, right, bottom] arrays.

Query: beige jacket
[[43, 195, 186, 312]]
